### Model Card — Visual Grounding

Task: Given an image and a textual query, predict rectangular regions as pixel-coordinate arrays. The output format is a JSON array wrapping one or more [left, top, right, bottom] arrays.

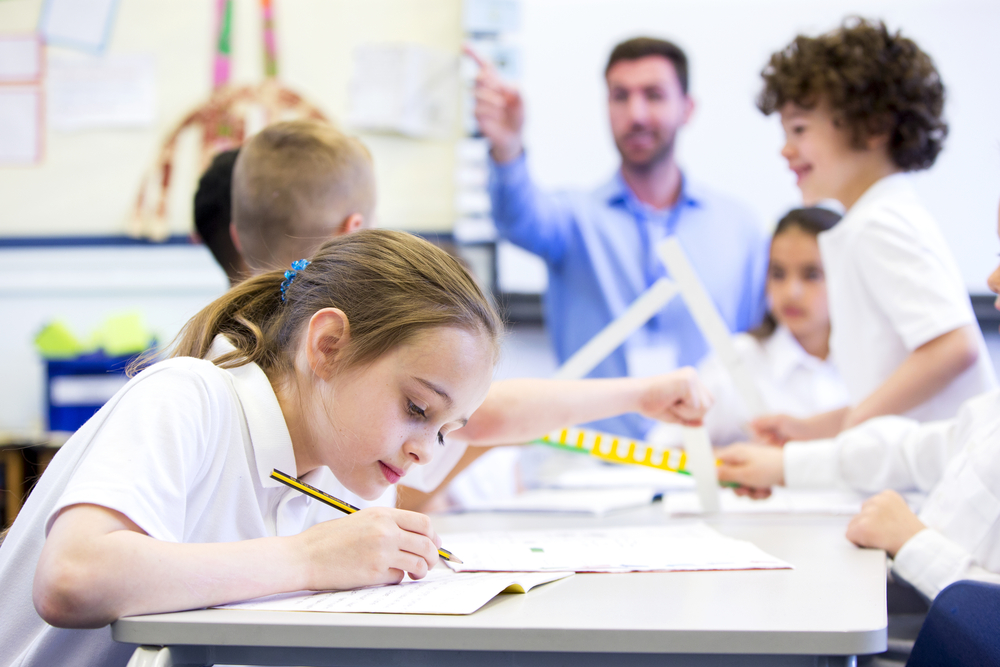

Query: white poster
[[0, 86, 42, 165], [39, 0, 120, 53], [0, 35, 43, 83], [47, 54, 156, 131]]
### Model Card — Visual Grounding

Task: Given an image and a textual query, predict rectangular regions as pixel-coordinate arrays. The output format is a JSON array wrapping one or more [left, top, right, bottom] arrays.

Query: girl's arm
[[454, 368, 712, 446], [842, 325, 980, 429], [34, 503, 440, 629]]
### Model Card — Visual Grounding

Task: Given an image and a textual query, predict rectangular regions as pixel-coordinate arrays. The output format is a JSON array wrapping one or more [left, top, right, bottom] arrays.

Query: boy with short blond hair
[[749, 18, 995, 443], [232, 119, 376, 272]]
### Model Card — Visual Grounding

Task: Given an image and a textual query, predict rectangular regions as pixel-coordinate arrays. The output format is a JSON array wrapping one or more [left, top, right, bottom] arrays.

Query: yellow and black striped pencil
[[270, 469, 462, 564]]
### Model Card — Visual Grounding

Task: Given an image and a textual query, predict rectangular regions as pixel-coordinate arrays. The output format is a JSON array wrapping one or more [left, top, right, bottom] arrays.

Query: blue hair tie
[[279, 259, 311, 303]]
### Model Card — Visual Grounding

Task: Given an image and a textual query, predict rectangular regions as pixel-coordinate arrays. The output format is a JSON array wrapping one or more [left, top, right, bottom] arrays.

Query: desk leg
[[3, 449, 25, 527], [126, 646, 208, 667]]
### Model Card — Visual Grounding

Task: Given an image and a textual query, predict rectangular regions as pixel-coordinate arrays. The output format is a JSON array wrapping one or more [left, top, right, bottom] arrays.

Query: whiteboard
[[514, 0, 1000, 293]]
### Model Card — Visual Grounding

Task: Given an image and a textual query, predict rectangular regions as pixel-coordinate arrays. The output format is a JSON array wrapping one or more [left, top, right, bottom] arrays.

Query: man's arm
[[468, 47, 574, 263]]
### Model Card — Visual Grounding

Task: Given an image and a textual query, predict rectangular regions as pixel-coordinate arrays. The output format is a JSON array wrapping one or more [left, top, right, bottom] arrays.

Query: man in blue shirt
[[472, 37, 769, 439]]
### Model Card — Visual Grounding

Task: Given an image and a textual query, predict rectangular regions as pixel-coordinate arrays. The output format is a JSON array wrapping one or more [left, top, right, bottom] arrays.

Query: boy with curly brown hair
[[747, 18, 995, 445]]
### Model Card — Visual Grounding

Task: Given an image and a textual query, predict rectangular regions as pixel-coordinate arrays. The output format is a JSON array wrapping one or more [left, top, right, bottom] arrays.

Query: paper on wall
[[39, 0, 120, 54], [444, 523, 791, 573], [348, 43, 459, 139], [220, 569, 572, 616], [47, 54, 156, 131], [0, 35, 43, 83], [0, 86, 42, 165]]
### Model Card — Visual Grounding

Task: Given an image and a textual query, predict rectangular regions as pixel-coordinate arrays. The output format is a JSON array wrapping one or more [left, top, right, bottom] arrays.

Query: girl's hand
[[637, 367, 714, 426], [749, 413, 805, 445], [845, 490, 926, 557], [715, 442, 784, 493], [297, 507, 442, 592]]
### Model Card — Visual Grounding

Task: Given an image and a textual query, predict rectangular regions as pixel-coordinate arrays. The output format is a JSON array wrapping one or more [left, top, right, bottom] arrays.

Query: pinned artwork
[[39, 0, 120, 54], [0, 86, 42, 165], [348, 43, 459, 139]]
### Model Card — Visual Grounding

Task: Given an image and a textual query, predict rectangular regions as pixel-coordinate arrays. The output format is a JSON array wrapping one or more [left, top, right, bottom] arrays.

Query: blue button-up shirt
[[489, 154, 770, 439]]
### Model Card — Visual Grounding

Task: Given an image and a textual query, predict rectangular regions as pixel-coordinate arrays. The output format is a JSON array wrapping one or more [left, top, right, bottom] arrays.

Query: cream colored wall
[[0, 0, 462, 236]]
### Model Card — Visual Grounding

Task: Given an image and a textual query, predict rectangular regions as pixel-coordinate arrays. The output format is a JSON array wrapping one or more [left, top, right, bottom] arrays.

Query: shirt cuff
[[489, 151, 528, 180], [397, 440, 469, 493], [783, 439, 842, 489], [892, 528, 973, 600]]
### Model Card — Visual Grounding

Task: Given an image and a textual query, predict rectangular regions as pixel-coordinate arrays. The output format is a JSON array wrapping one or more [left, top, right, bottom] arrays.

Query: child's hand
[[637, 367, 714, 427], [749, 413, 804, 445], [715, 442, 784, 493], [845, 490, 926, 557], [297, 507, 442, 592]]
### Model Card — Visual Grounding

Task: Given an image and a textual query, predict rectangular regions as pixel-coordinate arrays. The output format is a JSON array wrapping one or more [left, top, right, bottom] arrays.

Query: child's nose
[[403, 433, 436, 466], [781, 140, 795, 160]]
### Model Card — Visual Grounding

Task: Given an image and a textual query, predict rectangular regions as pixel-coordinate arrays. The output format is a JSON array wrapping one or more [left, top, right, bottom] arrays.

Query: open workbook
[[218, 569, 573, 616]]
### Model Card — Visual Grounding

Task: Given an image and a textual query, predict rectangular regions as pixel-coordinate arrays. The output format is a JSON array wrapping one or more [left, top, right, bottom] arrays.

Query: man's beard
[[616, 127, 676, 173]]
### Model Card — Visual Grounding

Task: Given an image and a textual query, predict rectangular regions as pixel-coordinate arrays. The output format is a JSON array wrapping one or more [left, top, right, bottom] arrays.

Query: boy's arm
[[751, 324, 979, 443], [34, 503, 441, 628], [843, 324, 981, 428]]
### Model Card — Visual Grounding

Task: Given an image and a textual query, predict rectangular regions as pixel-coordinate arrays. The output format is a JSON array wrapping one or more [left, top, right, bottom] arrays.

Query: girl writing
[[0, 230, 709, 667]]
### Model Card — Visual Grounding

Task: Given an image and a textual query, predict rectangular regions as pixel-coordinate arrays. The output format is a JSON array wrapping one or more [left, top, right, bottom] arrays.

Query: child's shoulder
[[125, 355, 238, 402]]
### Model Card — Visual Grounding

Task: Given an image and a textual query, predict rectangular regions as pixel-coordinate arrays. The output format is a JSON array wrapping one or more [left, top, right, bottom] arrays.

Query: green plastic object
[[90, 312, 153, 357], [34, 321, 85, 359]]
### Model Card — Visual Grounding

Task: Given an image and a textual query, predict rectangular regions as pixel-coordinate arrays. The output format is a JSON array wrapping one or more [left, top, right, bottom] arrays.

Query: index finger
[[462, 44, 490, 70], [389, 508, 442, 548]]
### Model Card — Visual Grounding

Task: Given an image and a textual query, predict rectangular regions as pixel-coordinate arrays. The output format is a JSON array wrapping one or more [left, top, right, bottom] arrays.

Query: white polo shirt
[[818, 173, 996, 422], [0, 338, 465, 667], [646, 326, 850, 447], [700, 327, 850, 445], [784, 390, 1000, 600]]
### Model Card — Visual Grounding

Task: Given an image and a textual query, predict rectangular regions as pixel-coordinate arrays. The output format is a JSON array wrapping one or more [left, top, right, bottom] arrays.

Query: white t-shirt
[[0, 338, 466, 667], [784, 390, 1000, 600], [648, 326, 851, 446], [818, 173, 996, 421]]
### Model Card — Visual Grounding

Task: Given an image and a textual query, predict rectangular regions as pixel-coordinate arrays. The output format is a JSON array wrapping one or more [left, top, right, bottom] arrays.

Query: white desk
[[112, 506, 886, 666]]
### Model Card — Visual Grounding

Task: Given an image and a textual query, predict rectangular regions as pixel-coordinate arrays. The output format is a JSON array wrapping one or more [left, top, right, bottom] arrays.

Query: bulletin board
[[0, 0, 464, 237]]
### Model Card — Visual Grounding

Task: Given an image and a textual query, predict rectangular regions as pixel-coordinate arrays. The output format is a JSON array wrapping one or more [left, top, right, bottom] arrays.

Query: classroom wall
[[514, 0, 1000, 293], [0, 0, 463, 236]]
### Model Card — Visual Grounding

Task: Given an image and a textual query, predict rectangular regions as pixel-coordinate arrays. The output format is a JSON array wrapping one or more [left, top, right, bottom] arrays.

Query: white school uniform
[[698, 327, 850, 445], [818, 173, 996, 421], [0, 337, 466, 667], [647, 326, 850, 447], [784, 390, 1000, 600]]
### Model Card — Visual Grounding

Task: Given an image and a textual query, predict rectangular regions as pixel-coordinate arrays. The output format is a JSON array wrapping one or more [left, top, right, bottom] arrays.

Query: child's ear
[[305, 308, 351, 379], [338, 213, 365, 236], [229, 222, 243, 253]]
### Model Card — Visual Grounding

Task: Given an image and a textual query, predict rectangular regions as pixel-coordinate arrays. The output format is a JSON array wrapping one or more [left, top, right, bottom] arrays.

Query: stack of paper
[[443, 523, 791, 573], [663, 487, 866, 515], [663, 487, 926, 516], [545, 465, 695, 492], [460, 487, 659, 515], [220, 569, 573, 616]]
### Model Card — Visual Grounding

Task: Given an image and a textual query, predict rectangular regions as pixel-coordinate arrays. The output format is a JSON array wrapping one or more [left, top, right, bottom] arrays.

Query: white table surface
[[112, 505, 886, 667]]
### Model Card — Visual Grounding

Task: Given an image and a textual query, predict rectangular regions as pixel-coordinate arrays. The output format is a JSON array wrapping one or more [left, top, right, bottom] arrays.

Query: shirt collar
[[764, 325, 826, 382], [207, 335, 297, 490], [604, 170, 703, 212]]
